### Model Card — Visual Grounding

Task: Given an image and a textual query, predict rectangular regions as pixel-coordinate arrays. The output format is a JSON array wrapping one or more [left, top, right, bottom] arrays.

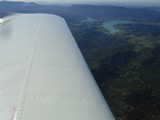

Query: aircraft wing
[[0, 14, 115, 120]]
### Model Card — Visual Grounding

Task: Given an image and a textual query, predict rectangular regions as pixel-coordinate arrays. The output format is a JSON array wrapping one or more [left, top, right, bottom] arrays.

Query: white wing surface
[[0, 14, 115, 120]]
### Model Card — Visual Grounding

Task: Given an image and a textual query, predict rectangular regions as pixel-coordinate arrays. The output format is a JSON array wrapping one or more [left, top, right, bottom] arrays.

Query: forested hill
[[0, 1, 160, 22]]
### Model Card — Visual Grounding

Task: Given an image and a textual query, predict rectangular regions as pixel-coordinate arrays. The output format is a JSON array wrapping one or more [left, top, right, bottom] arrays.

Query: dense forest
[[0, 2, 160, 119]]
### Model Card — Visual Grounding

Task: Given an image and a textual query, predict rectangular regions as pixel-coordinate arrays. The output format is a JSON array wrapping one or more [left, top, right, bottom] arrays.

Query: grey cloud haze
[[0, 0, 159, 2]]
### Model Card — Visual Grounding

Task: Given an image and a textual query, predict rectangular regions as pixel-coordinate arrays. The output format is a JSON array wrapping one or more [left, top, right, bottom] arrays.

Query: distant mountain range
[[147, 7, 160, 12], [0, 1, 160, 23]]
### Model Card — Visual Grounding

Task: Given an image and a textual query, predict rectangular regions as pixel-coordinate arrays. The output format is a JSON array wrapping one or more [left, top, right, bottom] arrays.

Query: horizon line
[[0, 1, 160, 7]]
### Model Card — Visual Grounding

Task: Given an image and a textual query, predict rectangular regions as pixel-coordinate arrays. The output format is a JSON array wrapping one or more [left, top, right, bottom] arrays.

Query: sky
[[1, 0, 160, 5]]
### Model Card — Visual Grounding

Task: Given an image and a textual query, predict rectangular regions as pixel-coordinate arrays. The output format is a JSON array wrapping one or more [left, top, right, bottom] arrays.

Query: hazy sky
[[2, 0, 160, 5]]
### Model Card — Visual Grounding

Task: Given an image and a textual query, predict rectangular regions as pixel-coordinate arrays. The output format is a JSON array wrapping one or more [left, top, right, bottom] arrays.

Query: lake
[[102, 20, 135, 34]]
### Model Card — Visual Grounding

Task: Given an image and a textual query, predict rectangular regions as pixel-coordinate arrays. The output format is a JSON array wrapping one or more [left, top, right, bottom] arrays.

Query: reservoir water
[[102, 20, 134, 34]]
